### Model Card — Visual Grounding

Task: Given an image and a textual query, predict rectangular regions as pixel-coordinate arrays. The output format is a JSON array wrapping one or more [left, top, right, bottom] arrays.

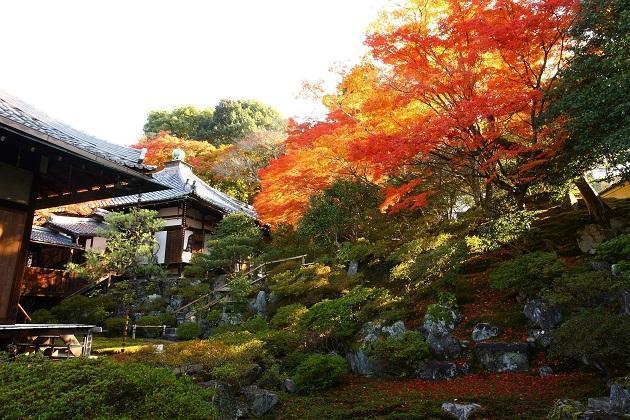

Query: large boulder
[[610, 383, 630, 414], [416, 361, 459, 381], [202, 381, 248, 419], [242, 385, 278, 417], [474, 342, 529, 373], [620, 291, 630, 317], [471, 323, 500, 342], [523, 299, 562, 330], [427, 332, 462, 359], [441, 402, 482, 419], [346, 348, 377, 376], [382, 320, 406, 338], [577, 224, 613, 254], [347, 260, 359, 276], [528, 329, 554, 348], [587, 397, 612, 412], [250, 291, 267, 319], [423, 304, 460, 336], [282, 378, 297, 394], [548, 399, 618, 420]]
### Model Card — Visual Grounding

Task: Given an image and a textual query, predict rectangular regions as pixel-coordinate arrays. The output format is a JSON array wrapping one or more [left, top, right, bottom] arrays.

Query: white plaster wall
[[86, 236, 107, 253], [154, 231, 167, 264]]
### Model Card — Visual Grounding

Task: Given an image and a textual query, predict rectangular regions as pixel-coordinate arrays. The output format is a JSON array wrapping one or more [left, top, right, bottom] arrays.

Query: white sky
[[1, 0, 390, 145]]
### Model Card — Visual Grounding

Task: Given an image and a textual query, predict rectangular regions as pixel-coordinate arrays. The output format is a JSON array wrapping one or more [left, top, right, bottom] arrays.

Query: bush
[[547, 269, 630, 310], [550, 309, 630, 372], [366, 331, 429, 376], [0, 356, 215, 419], [270, 303, 308, 330], [257, 364, 285, 390], [466, 210, 536, 253], [116, 332, 269, 386], [50, 295, 111, 325], [389, 234, 468, 289], [293, 354, 348, 393], [136, 315, 167, 338], [177, 322, 202, 340], [241, 315, 269, 333], [29, 309, 57, 324], [257, 329, 303, 358], [269, 264, 358, 306], [298, 286, 399, 344], [596, 234, 630, 263], [490, 251, 565, 296], [103, 317, 127, 337]]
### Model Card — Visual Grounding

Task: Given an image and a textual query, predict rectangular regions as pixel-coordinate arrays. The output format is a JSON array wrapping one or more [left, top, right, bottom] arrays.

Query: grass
[[92, 336, 173, 354], [279, 372, 607, 419]]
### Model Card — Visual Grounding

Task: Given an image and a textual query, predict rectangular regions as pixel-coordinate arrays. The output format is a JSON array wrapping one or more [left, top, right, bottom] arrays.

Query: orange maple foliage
[[255, 0, 578, 224], [134, 131, 229, 179]]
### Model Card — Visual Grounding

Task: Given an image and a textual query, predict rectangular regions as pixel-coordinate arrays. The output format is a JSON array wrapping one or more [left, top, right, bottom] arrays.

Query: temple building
[[0, 90, 167, 326]]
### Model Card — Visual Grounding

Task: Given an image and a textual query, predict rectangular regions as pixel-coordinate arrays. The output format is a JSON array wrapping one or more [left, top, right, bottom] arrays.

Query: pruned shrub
[[50, 295, 111, 325], [596, 234, 630, 263], [466, 210, 536, 253], [490, 251, 565, 296], [103, 317, 127, 337], [366, 331, 429, 376], [269, 264, 358, 306], [298, 286, 399, 345], [547, 269, 630, 310], [177, 322, 202, 340], [0, 356, 215, 419], [270, 303, 308, 330], [293, 354, 348, 393], [389, 234, 468, 289], [550, 309, 630, 372], [29, 309, 57, 324]]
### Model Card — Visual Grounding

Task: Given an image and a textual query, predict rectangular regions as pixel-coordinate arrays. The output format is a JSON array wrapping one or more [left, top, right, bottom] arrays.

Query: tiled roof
[[46, 214, 108, 237], [97, 161, 257, 218], [30, 226, 82, 249], [0, 90, 152, 171]]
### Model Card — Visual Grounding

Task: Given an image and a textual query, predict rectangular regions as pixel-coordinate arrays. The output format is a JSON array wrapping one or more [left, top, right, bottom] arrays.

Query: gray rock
[[539, 365, 554, 377], [423, 305, 460, 336], [529, 329, 554, 348], [203, 381, 249, 419], [347, 260, 359, 276], [591, 261, 612, 271], [167, 296, 184, 312], [587, 397, 612, 412], [219, 312, 242, 326], [172, 364, 203, 376], [577, 224, 612, 254], [427, 332, 462, 359], [283, 378, 297, 393], [474, 342, 529, 372], [346, 348, 377, 376], [610, 383, 630, 414], [416, 361, 458, 381], [147, 293, 162, 301], [152, 344, 164, 354], [359, 321, 383, 344], [252, 291, 267, 318], [523, 299, 562, 330], [382, 320, 406, 339], [621, 291, 630, 316], [441, 402, 482, 419], [242, 385, 278, 417], [471, 323, 500, 342]]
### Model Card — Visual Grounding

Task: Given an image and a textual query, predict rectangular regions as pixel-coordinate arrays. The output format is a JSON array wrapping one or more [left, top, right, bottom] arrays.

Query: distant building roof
[[46, 214, 108, 237], [96, 160, 257, 218], [30, 226, 82, 249], [0, 90, 152, 171]]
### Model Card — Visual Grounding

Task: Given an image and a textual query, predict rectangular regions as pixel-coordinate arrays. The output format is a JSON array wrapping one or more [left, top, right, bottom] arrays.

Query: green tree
[[298, 180, 383, 248], [67, 208, 165, 339], [143, 106, 214, 140], [186, 212, 264, 276], [545, 0, 629, 223], [142, 100, 285, 146], [210, 99, 286, 145]]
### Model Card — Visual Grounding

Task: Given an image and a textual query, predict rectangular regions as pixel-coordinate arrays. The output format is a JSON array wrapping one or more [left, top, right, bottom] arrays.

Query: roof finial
[[172, 148, 186, 161]]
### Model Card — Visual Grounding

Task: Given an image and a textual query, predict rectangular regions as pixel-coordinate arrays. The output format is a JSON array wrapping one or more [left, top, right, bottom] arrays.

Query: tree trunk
[[514, 185, 528, 210], [575, 176, 611, 225], [122, 311, 129, 352], [482, 182, 494, 210]]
